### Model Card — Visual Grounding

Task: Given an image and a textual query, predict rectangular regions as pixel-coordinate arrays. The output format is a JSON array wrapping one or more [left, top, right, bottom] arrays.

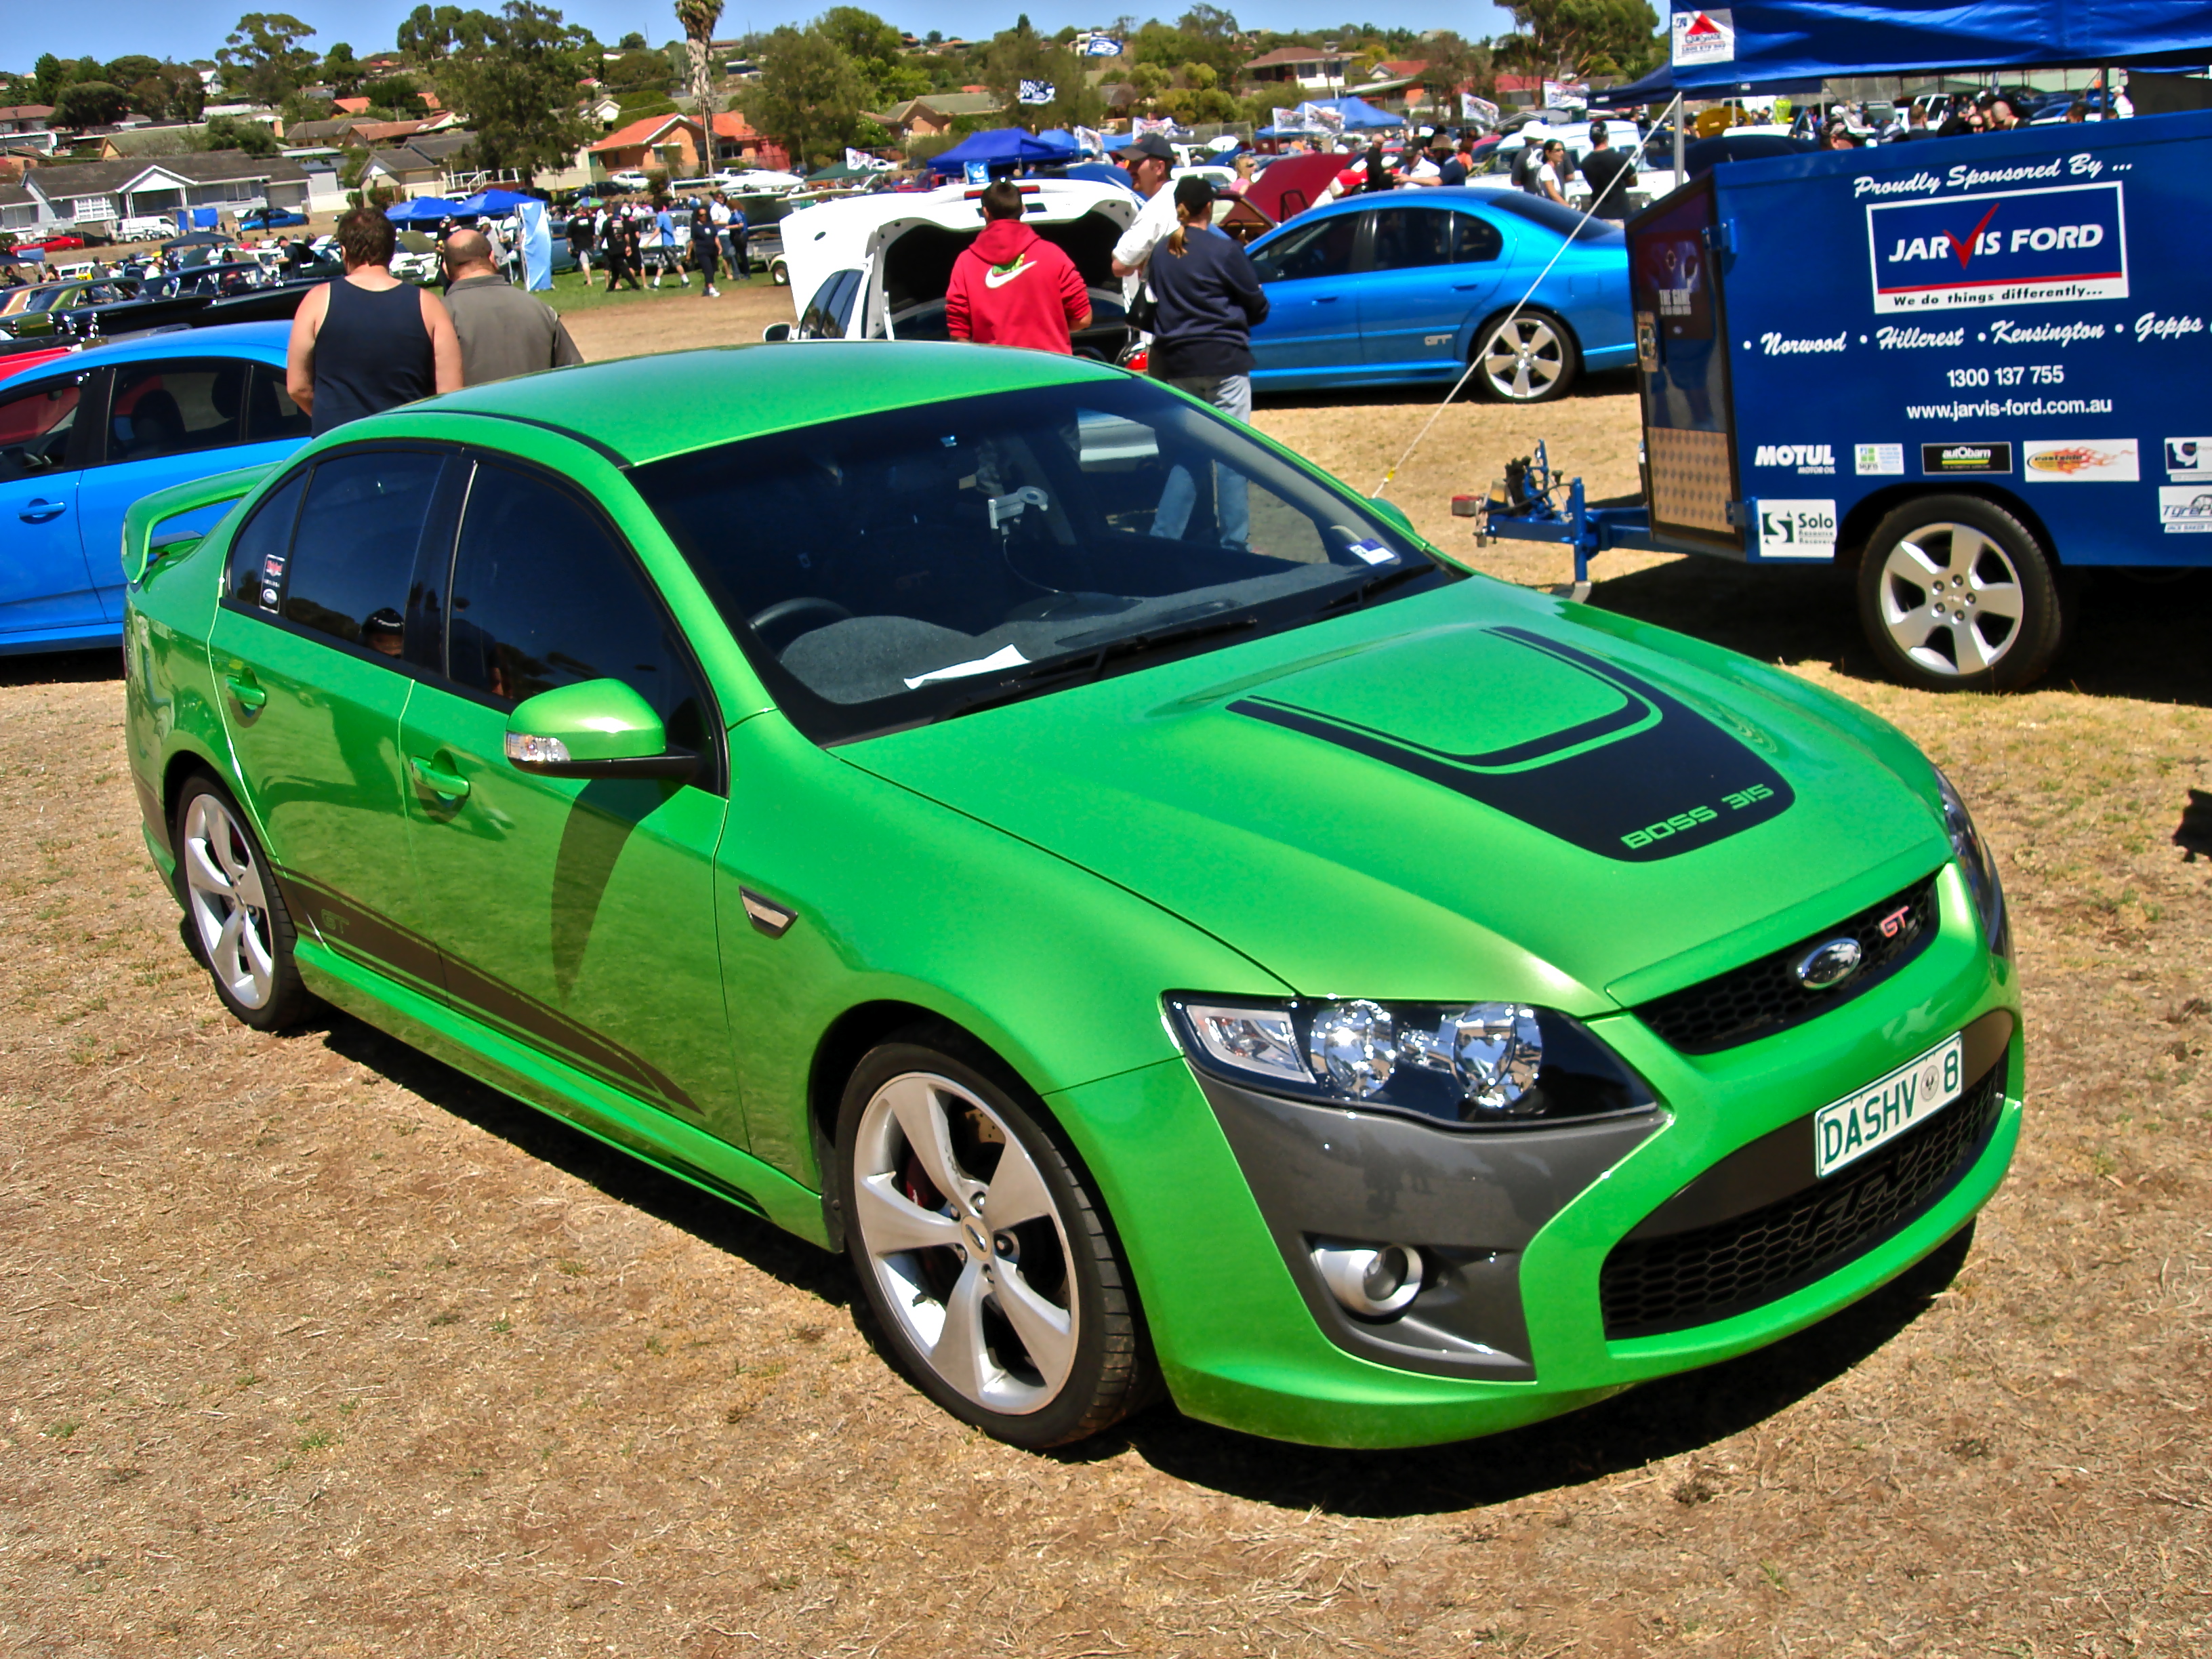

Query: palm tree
[[676, 0, 724, 173]]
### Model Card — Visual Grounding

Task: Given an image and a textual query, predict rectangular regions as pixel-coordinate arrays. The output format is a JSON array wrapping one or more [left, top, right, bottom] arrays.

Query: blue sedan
[[1244, 190, 1634, 403], [0, 321, 308, 655]]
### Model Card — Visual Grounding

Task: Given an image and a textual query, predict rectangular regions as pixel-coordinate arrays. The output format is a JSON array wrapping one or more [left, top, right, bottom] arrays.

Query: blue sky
[[9, 1, 1527, 70]]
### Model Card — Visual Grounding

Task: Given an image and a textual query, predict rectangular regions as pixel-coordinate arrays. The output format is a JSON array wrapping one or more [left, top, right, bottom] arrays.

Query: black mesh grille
[[1599, 1063, 2003, 1340], [1632, 873, 1942, 1054]]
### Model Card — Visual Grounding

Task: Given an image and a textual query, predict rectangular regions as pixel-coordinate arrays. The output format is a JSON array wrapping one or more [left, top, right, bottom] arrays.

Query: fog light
[[1311, 1241, 1424, 1319]]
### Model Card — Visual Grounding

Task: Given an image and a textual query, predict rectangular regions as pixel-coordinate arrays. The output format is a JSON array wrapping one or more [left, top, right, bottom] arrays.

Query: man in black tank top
[[285, 205, 463, 436]]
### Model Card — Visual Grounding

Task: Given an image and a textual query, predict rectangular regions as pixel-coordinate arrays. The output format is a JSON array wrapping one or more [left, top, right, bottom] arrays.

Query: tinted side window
[[1453, 213, 1505, 263], [283, 451, 445, 655], [1251, 216, 1357, 283], [0, 378, 83, 482], [244, 363, 311, 443], [106, 359, 249, 465], [1368, 207, 1454, 272], [225, 470, 308, 609], [447, 464, 712, 756]]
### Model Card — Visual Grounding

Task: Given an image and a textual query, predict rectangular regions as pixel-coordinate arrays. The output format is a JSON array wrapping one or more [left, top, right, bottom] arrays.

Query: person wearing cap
[[1822, 119, 1862, 150], [1142, 175, 1270, 546], [1109, 131, 1181, 302], [1578, 120, 1633, 218], [946, 180, 1091, 353]]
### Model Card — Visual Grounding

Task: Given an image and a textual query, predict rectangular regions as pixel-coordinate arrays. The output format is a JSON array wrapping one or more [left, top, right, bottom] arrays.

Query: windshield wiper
[[930, 611, 1262, 722], [1326, 560, 1436, 610]]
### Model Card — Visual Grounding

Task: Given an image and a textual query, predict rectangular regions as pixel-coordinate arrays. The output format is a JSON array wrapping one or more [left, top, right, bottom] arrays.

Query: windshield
[[634, 379, 1458, 745]]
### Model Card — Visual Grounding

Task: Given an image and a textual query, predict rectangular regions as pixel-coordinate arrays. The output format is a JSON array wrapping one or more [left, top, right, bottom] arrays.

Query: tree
[[980, 18, 1101, 133], [817, 7, 926, 106], [219, 14, 321, 104], [1414, 30, 1490, 106], [203, 114, 283, 155], [438, 1, 600, 182], [741, 22, 870, 168], [31, 54, 68, 106], [397, 5, 491, 67], [1498, 0, 1660, 79], [618, 30, 647, 49], [53, 81, 131, 127], [604, 49, 672, 91], [322, 42, 365, 94], [676, 0, 724, 130]]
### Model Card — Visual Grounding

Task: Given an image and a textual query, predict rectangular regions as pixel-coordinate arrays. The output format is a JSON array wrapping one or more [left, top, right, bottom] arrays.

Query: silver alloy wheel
[[181, 793, 276, 1010], [1481, 315, 1565, 401], [851, 1071, 1078, 1416], [1875, 519, 2028, 677]]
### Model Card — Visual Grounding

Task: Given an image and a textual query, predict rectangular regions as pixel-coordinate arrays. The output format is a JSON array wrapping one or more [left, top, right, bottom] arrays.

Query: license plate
[[1814, 1033, 1965, 1178]]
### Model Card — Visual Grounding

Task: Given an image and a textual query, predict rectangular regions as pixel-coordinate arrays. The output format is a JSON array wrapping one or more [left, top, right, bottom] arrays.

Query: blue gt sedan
[[1244, 190, 1635, 403], [0, 321, 308, 655]]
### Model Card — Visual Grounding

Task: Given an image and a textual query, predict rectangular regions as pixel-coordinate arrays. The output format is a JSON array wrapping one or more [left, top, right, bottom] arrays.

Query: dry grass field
[[2, 308, 2208, 1658]]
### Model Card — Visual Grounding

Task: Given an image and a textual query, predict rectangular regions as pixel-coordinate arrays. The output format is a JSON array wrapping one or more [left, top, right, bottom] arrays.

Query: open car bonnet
[[840, 587, 1951, 1013]]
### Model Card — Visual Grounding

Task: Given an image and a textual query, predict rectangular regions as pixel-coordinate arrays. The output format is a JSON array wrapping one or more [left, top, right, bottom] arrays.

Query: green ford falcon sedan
[[120, 342, 2021, 1450]]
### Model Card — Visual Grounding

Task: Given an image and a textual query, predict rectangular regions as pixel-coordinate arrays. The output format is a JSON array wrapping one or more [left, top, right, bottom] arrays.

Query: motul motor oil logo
[[1753, 443, 1836, 474], [1671, 7, 1734, 65], [1866, 182, 2127, 313]]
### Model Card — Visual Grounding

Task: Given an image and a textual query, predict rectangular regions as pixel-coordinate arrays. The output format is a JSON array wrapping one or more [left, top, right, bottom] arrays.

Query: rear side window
[[1453, 213, 1505, 263], [225, 470, 308, 609], [243, 363, 310, 444], [445, 463, 714, 758], [281, 451, 446, 656], [105, 359, 249, 465]]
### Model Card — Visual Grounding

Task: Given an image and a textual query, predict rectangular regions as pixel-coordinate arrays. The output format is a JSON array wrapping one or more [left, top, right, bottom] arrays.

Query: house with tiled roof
[[710, 110, 790, 171], [0, 106, 58, 155], [588, 113, 709, 179], [1241, 46, 1355, 91], [359, 129, 481, 196], [863, 92, 1003, 140], [17, 149, 310, 230]]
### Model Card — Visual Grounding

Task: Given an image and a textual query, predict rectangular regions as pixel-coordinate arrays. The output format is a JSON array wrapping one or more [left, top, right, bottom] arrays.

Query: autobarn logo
[[1866, 182, 2127, 314], [1752, 443, 1835, 474], [1921, 441, 2012, 475]]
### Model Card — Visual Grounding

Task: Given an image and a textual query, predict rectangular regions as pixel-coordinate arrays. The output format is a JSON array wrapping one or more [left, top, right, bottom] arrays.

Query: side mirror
[[761, 322, 792, 342], [503, 679, 697, 781]]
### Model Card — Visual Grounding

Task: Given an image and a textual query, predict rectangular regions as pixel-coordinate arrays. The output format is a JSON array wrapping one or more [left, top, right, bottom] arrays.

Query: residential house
[[96, 125, 214, 162], [1, 181, 39, 232], [710, 111, 790, 171], [19, 150, 312, 229], [588, 114, 709, 180], [583, 94, 624, 129], [333, 97, 373, 115], [359, 129, 479, 197], [1242, 47, 1355, 94], [0, 107, 58, 157], [863, 92, 1004, 142]]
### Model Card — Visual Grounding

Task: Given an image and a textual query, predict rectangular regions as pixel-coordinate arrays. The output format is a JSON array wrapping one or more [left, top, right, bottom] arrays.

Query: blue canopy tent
[[455, 188, 533, 214], [927, 128, 1075, 175], [383, 197, 466, 224], [1666, 0, 2212, 90], [1062, 161, 1139, 193], [1307, 95, 1404, 130], [1589, 60, 1821, 107], [1033, 128, 1082, 155]]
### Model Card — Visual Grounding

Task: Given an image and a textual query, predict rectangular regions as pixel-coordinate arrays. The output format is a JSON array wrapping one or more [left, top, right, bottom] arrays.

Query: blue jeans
[[1149, 373, 1254, 547]]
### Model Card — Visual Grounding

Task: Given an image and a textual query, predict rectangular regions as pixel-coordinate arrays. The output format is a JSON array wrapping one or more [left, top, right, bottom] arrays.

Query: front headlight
[[1935, 768, 2009, 954], [1165, 995, 1655, 1129]]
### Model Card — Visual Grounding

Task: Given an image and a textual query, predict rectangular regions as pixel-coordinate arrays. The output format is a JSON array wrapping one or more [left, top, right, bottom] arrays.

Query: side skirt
[[296, 937, 834, 1250]]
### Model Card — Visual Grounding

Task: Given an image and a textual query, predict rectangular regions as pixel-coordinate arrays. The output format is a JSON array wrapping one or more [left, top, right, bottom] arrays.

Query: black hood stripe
[[1231, 626, 1794, 862]]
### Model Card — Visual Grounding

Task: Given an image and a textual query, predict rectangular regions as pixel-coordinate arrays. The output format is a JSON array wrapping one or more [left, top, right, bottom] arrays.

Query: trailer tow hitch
[[1454, 440, 1660, 603]]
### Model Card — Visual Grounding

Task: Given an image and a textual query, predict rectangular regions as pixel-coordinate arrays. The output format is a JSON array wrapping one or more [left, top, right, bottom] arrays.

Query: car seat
[[117, 388, 185, 460]]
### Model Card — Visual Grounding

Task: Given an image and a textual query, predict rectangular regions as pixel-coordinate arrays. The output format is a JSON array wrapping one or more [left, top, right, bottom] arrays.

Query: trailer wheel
[[1473, 311, 1580, 403], [1856, 495, 2063, 691]]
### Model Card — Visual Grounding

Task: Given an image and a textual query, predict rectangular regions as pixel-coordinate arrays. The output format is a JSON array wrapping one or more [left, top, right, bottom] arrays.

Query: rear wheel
[[1856, 495, 2063, 691], [836, 1038, 1154, 1449], [173, 775, 317, 1030], [1475, 310, 1580, 403]]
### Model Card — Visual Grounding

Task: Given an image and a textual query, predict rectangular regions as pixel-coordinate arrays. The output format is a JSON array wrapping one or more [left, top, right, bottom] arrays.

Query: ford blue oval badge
[[1794, 937, 1864, 991]]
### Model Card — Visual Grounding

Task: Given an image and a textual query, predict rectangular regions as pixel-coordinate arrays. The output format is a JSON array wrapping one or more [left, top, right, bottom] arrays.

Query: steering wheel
[[747, 595, 853, 652]]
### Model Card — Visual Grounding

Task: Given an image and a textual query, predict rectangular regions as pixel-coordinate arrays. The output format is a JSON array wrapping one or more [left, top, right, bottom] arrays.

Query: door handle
[[18, 499, 66, 523], [409, 756, 470, 800], [1312, 294, 1341, 303], [224, 673, 267, 711], [1452, 282, 1488, 290]]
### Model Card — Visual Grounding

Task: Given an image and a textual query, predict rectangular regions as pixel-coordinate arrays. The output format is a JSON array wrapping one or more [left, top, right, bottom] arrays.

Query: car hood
[[838, 581, 1952, 1012]]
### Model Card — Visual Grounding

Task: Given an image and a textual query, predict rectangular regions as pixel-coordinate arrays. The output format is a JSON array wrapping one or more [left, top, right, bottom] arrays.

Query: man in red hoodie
[[945, 180, 1092, 352]]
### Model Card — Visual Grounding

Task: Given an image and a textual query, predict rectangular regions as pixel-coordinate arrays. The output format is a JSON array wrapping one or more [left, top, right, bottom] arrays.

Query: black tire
[[1473, 308, 1580, 404], [172, 774, 319, 1031], [834, 1033, 1155, 1449], [1856, 494, 2064, 691]]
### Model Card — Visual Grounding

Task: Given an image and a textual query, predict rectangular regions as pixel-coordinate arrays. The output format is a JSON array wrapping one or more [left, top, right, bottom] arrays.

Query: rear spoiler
[[121, 461, 276, 588]]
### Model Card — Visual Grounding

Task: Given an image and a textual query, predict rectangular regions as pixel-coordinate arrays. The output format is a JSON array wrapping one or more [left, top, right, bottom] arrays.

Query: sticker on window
[[1346, 538, 1397, 565]]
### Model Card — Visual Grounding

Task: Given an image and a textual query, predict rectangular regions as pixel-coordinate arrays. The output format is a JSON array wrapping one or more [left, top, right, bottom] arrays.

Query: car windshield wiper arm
[[1326, 559, 1435, 610], [930, 611, 1262, 722]]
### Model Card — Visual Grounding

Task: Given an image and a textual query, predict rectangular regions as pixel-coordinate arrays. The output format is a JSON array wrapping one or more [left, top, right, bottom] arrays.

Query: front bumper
[[1046, 863, 2022, 1449]]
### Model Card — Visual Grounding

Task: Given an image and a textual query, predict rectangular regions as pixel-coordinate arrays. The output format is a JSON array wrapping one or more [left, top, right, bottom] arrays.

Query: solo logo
[[1866, 181, 2127, 314], [1757, 499, 1837, 560], [1921, 441, 2012, 475]]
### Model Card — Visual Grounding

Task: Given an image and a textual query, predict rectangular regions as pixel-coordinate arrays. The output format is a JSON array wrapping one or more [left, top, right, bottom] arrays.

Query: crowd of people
[[563, 192, 752, 298]]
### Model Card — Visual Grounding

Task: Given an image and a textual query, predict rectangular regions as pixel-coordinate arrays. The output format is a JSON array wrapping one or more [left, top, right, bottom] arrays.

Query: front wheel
[[836, 1038, 1155, 1449], [1856, 495, 2064, 691], [1474, 310, 1580, 403], [173, 775, 318, 1030]]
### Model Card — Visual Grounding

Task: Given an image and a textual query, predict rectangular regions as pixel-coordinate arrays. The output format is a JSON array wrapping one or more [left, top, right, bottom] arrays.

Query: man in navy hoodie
[[945, 180, 1092, 352]]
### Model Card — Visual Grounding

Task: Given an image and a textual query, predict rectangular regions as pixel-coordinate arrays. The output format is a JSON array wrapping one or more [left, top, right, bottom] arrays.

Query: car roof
[[74, 320, 293, 369], [407, 340, 1124, 468]]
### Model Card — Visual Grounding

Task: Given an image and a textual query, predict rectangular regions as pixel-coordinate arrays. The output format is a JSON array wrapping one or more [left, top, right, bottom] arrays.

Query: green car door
[[207, 447, 452, 996], [392, 455, 743, 1151]]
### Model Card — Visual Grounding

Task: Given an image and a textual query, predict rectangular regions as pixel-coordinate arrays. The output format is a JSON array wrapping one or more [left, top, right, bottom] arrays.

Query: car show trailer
[[1481, 106, 2212, 689]]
